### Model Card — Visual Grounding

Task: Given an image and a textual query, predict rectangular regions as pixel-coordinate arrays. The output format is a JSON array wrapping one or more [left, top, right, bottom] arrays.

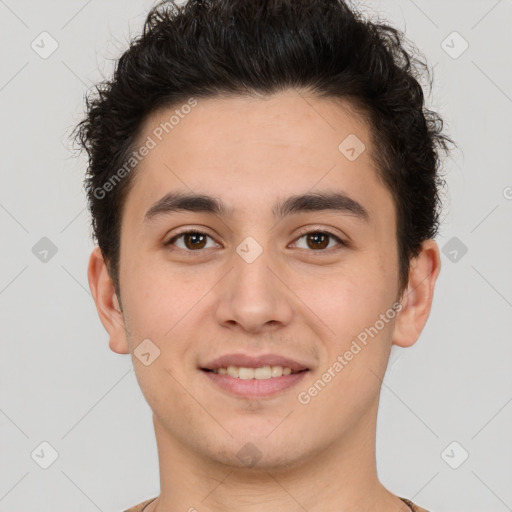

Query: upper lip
[[201, 353, 310, 372]]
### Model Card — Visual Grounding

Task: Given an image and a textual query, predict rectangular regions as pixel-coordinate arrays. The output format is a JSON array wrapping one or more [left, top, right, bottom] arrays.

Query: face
[[110, 90, 405, 469]]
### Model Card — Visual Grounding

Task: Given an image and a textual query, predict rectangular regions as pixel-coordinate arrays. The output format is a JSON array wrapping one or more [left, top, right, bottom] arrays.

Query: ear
[[392, 239, 441, 348], [87, 246, 129, 354]]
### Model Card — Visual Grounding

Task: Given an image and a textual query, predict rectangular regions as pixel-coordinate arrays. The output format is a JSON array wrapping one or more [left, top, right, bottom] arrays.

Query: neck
[[146, 402, 405, 512]]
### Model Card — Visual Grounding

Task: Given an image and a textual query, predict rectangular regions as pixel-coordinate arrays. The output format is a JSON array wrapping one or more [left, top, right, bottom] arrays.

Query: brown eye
[[182, 232, 207, 249], [306, 232, 329, 250], [293, 230, 346, 251], [166, 231, 217, 251]]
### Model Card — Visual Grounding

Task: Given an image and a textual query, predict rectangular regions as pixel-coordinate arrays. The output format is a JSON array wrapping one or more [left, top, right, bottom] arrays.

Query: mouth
[[200, 366, 307, 378], [199, 354, 311, 398]]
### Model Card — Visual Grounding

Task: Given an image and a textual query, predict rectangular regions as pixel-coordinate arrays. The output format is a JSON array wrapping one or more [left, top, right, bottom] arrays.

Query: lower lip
[[201, 370, 309, 398]]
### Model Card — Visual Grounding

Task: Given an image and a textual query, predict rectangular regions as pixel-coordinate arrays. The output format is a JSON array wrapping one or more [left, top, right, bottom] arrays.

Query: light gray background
[[1, 0, 511, 511]]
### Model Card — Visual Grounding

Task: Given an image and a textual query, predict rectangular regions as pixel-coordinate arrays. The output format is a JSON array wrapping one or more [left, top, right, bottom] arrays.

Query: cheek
[[304, 271, 396, 417], [303, 256, 397, 383], [304, 261, 391, 332], [120, 266, 202, 416], [120, 255, 204, 336]]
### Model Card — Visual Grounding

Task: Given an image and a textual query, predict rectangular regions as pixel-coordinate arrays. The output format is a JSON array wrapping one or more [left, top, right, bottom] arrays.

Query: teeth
[[213, 365, 298, 379]]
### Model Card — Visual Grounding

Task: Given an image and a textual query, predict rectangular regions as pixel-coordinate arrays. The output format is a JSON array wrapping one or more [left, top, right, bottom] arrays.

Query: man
[[75, 0, 450, 510]]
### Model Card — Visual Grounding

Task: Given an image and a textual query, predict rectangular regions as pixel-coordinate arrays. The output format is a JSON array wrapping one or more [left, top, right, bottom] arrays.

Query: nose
[[214, 245, 294, 334]]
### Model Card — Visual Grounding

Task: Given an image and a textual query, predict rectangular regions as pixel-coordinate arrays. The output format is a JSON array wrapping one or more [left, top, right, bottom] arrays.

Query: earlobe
[[87, 247, 130, 354], [392, 239, 441, 348]]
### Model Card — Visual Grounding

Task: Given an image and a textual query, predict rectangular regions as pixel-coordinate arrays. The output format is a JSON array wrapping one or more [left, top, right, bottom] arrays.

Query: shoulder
[[123, 497, 157, 512]]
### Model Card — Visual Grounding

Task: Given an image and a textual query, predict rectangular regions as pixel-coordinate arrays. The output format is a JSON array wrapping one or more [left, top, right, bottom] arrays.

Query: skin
[[88, 89, 441, 512]]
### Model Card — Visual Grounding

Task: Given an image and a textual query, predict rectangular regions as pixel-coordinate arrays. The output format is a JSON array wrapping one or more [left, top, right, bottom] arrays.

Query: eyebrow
[[143, 190, 370, 223]]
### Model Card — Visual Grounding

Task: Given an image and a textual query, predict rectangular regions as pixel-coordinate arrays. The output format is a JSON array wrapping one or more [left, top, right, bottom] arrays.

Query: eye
[[164, 228, 347, 253], [165, 230, 219, 251], [291, 230, 347, 251]]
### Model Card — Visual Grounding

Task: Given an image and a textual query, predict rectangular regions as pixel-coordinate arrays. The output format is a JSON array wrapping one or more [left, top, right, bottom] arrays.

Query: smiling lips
[[202, 353, 310, 372], [209, 365, 298, 379], [200, 353, 310, 398]]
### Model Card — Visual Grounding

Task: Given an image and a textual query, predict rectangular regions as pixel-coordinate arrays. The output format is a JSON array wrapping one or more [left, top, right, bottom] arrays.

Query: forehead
[[124, 90, 393, 226]]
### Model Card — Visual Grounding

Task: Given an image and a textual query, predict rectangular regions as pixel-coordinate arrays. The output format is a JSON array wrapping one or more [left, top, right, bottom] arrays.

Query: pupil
[[308, 233, 328, 250], [187, 233, 206, 249]]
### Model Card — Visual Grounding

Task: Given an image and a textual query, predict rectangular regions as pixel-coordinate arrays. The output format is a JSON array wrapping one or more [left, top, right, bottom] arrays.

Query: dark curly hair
[[73, 0, 451, 299]]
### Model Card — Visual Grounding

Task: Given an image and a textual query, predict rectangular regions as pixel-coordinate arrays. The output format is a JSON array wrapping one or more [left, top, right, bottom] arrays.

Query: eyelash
[[164, 228, 348, 254]]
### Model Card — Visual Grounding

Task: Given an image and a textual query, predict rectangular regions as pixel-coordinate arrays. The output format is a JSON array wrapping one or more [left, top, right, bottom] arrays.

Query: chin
[[202, 434, 314, 473]]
